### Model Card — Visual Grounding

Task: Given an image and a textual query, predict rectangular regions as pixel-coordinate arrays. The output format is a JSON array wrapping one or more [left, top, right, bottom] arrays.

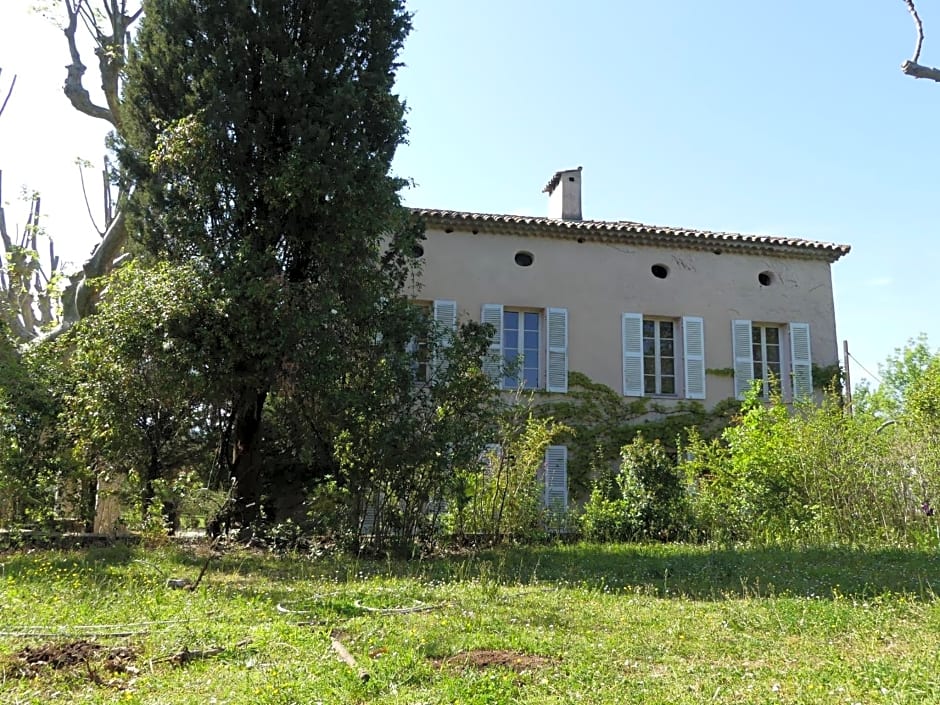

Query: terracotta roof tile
[[411, 209, 851, 263]]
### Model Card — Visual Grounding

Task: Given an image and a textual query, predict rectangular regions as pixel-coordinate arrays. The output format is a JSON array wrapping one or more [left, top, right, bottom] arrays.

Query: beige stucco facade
[[409, 170, 849, 409]]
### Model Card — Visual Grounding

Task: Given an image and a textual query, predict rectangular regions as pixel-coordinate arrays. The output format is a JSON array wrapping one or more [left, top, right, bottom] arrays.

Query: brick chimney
[[543, 166, 582, 221]]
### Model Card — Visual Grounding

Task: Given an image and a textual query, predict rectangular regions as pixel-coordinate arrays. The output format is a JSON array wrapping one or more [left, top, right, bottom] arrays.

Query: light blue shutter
[[622, 313, 644, 396], [732, 319, 754, 400], [433, 300, 457, 331], [682, 316, 706, 400], [546, 308, 568, 393], [789, 322, 812, 400], [544, 445, 568, 511], [481, 304, 504, 384], [431, 300, 458, 377]]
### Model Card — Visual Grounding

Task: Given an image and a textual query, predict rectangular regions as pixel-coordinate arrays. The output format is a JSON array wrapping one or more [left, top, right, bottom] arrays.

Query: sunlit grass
[[1, 541, 940, 703]]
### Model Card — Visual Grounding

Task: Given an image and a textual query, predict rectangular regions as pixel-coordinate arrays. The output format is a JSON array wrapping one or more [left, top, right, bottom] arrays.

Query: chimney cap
[[542, 166, 582, 194]]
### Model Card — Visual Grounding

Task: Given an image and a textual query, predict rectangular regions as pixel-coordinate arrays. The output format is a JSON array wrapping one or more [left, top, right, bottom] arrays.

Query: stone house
[[409, 167, 851, 510]]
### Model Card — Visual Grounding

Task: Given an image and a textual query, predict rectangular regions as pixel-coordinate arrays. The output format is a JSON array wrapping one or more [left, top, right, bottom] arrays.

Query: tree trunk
[[229, 388, 269, 530]]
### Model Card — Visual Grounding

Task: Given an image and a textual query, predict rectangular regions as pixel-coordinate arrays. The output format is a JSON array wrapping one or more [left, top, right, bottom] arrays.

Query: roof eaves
[[412, 209, 851, 263]]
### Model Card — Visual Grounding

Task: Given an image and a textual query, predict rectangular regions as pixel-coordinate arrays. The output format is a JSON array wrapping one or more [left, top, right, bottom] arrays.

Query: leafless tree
[[901, 0, 940, 82], [0, 3, 140, 342]]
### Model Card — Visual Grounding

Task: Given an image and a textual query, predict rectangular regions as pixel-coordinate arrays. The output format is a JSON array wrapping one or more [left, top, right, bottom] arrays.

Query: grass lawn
[[2, 540, 940, 704]]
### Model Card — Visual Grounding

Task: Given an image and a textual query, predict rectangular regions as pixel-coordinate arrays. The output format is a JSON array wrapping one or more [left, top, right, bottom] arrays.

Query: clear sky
[[2, 1, 940, 386]]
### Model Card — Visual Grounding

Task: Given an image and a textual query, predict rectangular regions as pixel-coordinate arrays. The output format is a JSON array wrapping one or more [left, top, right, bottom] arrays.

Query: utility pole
[[843, 340, 853, 415]]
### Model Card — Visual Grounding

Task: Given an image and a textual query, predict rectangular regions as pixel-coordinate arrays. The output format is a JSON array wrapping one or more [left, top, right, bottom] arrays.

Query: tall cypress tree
[[120, 0, 413, 525]]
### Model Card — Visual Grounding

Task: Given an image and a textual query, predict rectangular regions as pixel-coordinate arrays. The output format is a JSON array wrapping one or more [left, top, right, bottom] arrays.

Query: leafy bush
[[580, 435, 688, 542], [450, 392, 571, 543]]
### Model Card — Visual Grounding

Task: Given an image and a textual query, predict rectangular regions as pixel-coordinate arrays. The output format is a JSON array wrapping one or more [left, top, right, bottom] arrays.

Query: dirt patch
[[4, 640, 138, 680], [431, 649, 557, 673]]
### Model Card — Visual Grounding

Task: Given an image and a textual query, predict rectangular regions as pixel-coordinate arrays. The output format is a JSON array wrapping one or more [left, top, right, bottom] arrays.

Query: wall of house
[[412, 227, 840, 407]]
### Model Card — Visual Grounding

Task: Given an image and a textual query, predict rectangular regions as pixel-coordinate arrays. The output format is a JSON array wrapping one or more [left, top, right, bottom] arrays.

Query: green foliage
[[680, 384, 933, 545], [331, 315, 500, 552], [0, 323, 65, 524], [535, 371, 738, 500], [61, 261, 221, 526], [856, 334, 937, 416], [580, 435, 689, 542], [119, 0, 418, 526], [451, 392, 571, 542]]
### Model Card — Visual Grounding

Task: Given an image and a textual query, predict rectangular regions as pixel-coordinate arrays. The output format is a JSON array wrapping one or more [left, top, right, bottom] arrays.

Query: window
[[752, 324, 782, 397], [643, 319, 676, 395], [732, 320, 812, 400], [481, 304, 568, 392], [623, 314, 705, 400], [409, 300, 456, 381], [503, 309, 540, 389]]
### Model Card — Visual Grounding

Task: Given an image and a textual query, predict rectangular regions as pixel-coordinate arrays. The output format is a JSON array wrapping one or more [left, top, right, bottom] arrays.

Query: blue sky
[[2, 1, 940, 386]]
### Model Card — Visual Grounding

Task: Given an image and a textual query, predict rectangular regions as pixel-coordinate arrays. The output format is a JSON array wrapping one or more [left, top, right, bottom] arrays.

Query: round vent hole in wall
[[515, 251, 534, 267], [651, 264, 669, 279], [411, 243, 424, 258], [758, 271, 773, 286]]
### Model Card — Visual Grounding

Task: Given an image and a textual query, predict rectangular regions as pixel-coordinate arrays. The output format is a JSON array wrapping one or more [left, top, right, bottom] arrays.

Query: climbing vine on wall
[[534, 372, 740, 499]]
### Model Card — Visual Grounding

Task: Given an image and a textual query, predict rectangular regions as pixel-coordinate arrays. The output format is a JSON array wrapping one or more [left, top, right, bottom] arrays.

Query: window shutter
[[732, 319, 754, 400], [433, 300, 457, 331], [622, 313, 644, 396], [546, 307, 568, 393], [432, 299, 457, 367], [789, 322, 812, 400], [543, 445, 568, 512], [682, 316, 706, 400], [481, 304, 504, 384]]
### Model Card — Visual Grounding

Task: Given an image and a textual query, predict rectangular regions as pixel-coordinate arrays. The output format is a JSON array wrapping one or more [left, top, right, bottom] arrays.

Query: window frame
[[642, 317, 678, 397], [502, 307, 542, 390]]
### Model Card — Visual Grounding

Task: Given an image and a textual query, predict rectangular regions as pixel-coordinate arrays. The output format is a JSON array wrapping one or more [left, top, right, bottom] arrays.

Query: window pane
[[643, 339, 655, 356], [503, 310, 518, 329], [504, 329, 518, 350], [661, 377, 675, 395], [660, 321, 674, 339], [643, 320, 655, 337], [752, 327, 762, 344], [766, 344, 780, 363], [523, 367, 538, 389], [752, 343, 763, 362], [644, 356, 655, 371], [523, 312, 539, 331], [754, 361, 763, 380], [661, 358, 675, 376], [644, 376, 656, 394], [524, 330, 539, 350], [661, 339, 674, 357], [765, 327, 780, 344]]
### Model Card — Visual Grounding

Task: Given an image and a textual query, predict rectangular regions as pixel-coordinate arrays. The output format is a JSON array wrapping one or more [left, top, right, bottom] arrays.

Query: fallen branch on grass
[[154, 639, 251, 667], [330, 630, 369, 682]]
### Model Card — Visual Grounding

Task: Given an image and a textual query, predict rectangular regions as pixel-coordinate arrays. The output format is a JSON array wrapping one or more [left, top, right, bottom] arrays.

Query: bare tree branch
[[901, 0, 940, 82], [0, 68, 15, 120], [63, 1, 115, 125]]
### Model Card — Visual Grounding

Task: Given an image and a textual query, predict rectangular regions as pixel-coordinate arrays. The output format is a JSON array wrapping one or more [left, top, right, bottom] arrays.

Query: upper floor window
[[623, 314, 705, 400], [751, 324, 782, 397], [733, 320, 812, 401], [503, 309, 540, 389], [481, 304, 568, 393], [643, 318, 677, 396]]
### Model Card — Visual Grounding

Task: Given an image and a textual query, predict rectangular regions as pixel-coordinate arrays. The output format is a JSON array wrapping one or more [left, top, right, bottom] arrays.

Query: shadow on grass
[[2, 540, 939, 602], [424, 543, 940, 601]]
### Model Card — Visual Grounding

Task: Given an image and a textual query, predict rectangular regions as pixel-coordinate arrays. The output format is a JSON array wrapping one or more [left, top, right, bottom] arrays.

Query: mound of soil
[[5, 640, 137, 679], [431, 649, 557, 673]]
